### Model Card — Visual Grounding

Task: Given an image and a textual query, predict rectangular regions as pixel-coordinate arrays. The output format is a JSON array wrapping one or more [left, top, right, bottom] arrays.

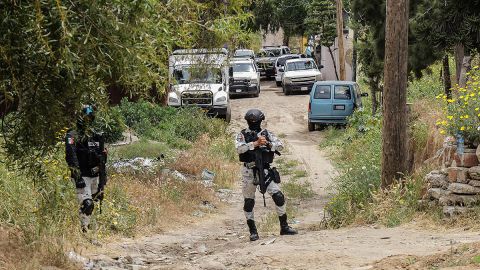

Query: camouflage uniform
[[235, 129, 286, 222]]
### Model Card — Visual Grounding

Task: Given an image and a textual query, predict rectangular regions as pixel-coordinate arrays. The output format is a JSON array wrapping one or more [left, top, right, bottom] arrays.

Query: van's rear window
[[314, 85, 331, 99], [334, 85, 352, 100]]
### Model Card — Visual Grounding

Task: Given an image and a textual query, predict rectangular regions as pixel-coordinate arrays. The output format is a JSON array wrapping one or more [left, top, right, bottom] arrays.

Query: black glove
[[71, 168, 86, 189]]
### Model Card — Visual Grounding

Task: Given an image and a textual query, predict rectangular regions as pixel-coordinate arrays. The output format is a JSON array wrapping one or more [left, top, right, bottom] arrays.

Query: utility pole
[[336, 0, 346, 81], [381, 0, 409, 188]]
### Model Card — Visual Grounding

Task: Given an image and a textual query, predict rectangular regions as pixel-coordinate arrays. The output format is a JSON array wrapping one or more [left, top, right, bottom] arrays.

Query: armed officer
[[235, 109, 297, 241], [65, 105, 107, 233]]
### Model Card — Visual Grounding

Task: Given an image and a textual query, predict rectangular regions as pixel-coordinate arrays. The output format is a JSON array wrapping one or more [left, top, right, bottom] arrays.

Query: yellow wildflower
[[461, 126, 466, 131], [447, 115, 454, 120]]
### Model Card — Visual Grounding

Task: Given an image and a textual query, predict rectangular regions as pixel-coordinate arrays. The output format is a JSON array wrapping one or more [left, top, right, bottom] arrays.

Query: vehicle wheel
[[284, 86, 290, 96], [276, 81, 281, 87], [224, 106, 232, 123], [308, 121, 315, 132], [253, 89, 259, 97]]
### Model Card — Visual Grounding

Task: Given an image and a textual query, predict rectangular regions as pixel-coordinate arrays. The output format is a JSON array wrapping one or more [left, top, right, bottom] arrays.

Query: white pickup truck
[[167, 48, 232, 122], [281, 58, 323, 95]]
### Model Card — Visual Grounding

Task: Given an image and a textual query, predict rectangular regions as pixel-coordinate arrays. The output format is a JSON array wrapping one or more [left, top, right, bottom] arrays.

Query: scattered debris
[[111, 157, 162, 173], [181, 243, 193, 250], [171, 170, 188, 182], [201, 169, 215, 187], [261, 238, 276, 245], [192, 210, 205, 217], [197, 244, 208, 254], [200, 200, 216, 211]]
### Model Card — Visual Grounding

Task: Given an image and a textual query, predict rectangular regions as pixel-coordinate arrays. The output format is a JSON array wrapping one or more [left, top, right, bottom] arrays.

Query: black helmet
[[244, 109, 265, 122], [77, 104, 96, 129]]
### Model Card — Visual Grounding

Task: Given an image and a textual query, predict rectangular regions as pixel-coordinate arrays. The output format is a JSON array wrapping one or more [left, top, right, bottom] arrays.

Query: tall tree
[[381, 0, 409, 187], [0, 0, 253, 172], [336, 0, 346, 80], [305, 0, 339, 80], [250, 0, 307, 45]]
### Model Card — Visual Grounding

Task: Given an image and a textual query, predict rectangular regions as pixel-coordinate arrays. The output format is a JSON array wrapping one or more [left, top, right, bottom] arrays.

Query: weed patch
[[322, 66, 446, 228], [171, 134, 238, 189], [109, 139, 171, 160], [283, 179, 315, 200]]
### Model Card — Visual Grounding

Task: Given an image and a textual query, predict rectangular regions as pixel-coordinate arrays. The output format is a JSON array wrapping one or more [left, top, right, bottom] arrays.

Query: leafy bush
[[323, 67, 445, 227], [323, 110, 382, 227], [117, 99, 228, 149], [437, 66, 480, 144], [95, 106, 126, 143]]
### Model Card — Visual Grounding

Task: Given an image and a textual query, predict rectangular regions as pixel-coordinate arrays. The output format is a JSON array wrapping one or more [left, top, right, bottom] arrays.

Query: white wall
[[319, 29, 354, 81]]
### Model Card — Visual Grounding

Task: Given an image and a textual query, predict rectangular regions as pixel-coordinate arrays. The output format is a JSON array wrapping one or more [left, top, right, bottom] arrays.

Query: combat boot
[[247, 219, 259, 241], [279, 214, 298, 235]]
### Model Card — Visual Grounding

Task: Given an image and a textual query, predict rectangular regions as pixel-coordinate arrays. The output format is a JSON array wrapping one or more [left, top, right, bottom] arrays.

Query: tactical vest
[[239, 129, 275, 163]]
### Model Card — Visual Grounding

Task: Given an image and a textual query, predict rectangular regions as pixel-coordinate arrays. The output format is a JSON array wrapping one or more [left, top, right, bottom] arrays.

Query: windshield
[[277, 55, 300, 66], [286, 60, 317, 71], [173, 66, 223, 84], [232, 63, 254, 73], [265, 48, 281, 56], [234, 50, 253, 57], [256, 51, 274, 58]]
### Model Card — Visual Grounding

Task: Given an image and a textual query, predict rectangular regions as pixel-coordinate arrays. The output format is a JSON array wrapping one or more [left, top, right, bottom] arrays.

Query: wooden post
[[381, 0, 409, 188], [336, 0, 346, 81]]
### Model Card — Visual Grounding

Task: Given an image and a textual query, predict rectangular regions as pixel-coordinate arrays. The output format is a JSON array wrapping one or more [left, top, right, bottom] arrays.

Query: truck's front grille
[[233, 79, 250, 86], [257, 62, 273, 69], [291, 76, 316, 84], [181, 91, 213, 105]]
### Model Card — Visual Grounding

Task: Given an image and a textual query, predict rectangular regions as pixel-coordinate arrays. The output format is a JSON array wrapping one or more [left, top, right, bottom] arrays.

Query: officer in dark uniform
[[235, 109, 297, 241], [65, 105, 107, 232]]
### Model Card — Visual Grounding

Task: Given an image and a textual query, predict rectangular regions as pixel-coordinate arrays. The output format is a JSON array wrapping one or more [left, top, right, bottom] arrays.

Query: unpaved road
[[87, 80, 480, 270]]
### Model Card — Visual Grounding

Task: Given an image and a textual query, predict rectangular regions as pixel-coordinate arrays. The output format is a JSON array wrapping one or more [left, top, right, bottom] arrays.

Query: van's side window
[[334, 85, 352, 100], [314, 85, 331, 99]]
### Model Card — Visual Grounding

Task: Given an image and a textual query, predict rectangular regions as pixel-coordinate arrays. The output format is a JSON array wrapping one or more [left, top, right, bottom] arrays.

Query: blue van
[[308, 81, 368, 131]]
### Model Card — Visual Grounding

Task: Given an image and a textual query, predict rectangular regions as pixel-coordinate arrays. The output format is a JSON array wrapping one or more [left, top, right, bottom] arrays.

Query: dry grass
[[373, 242, 480, 270], [409, 99, 445, 171], [171, 134, 238, 189], [111, 172, 217, 234], [0, 227, 79, 270]]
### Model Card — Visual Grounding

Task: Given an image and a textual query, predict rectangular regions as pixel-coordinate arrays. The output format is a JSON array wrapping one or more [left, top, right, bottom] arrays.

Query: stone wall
[[425, 145, 480, 217]]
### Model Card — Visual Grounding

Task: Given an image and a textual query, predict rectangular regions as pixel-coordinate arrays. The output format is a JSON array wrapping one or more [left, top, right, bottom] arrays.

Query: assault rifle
[[252, 130, 281, 207], [93, 135, 107, 213]]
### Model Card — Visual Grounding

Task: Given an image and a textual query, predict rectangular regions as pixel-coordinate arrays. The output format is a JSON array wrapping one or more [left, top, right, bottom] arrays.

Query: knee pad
[[80, 199, 94, 215], [272, 192, 285, 207], [243, 198, 255, 212]]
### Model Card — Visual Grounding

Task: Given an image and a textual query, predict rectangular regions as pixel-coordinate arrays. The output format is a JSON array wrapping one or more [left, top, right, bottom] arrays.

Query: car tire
[[284, 86, 290, 96], [276, 81, 281, 87], [308, 121, 315, 132], [253, 88, 260, 97], [224, 106, 232, 123]]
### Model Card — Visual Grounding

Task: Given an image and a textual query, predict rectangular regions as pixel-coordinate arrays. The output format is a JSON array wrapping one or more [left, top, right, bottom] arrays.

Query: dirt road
[[87, 81, 480, 270]]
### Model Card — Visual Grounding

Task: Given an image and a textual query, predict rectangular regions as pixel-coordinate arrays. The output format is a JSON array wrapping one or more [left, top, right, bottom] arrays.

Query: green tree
[[250, 0, 307, 45], [305, 0, 339, 79], [0, 0, 252, 174]]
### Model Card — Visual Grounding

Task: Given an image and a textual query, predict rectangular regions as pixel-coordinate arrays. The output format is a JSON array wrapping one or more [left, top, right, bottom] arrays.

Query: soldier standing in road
[[65, 105, 107, 233], [235, 109, 297, 241]]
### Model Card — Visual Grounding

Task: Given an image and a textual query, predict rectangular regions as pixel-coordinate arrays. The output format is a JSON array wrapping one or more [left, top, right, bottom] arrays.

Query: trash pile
[[111, 157, 163, 173]]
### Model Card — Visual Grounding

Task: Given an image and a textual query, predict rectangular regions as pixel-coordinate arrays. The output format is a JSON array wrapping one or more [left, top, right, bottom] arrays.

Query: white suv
[[281, 58, 323, 95], [275, 54, 301, 87], [229, 59, 261, 98]]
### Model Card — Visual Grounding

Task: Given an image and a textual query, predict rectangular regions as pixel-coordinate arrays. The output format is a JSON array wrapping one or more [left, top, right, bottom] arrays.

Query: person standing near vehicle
[[65, 105, 107, 233], [235, 109, 297, 241]]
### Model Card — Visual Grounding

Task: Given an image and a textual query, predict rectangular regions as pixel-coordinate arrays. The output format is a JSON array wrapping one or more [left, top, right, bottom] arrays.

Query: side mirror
[[319, 65, 324, 69], [228, 66, 234, 77], [361, 92, 369, 97], [279, 68, 284, 72]]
